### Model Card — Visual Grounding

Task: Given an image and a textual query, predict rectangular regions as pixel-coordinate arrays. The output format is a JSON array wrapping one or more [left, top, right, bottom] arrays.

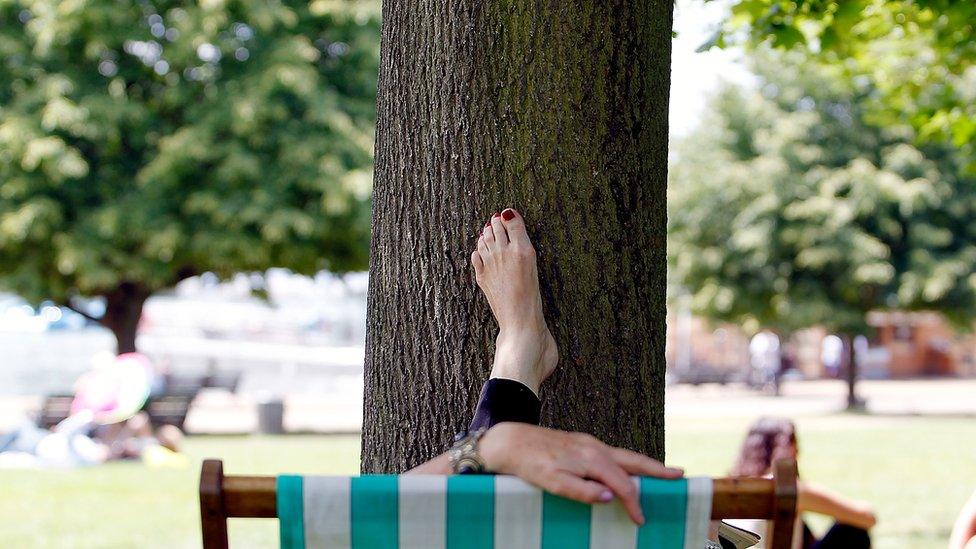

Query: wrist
[[449, 427, 489, 474], [479, 423, 513, 473]]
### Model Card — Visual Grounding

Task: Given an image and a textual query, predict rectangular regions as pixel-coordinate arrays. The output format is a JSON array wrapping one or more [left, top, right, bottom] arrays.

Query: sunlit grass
[[0, 435, 360, 548], [1, 416, 973, 548], [667, 414, 976, 549]]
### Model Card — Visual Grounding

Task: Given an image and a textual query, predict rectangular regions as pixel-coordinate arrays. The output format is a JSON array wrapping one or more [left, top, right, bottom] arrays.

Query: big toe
[[500, 208, 530, 244]]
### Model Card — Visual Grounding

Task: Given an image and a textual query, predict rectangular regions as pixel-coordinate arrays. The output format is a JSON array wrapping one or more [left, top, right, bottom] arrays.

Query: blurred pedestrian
[[820, 335, 843, 379], [750, 330, 781, 391]]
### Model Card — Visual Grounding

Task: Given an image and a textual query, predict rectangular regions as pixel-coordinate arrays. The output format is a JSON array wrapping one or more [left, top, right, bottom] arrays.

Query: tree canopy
[[708, 0, 976, 166], [668, 51, 976, 336], [0, 0, 380, 349]]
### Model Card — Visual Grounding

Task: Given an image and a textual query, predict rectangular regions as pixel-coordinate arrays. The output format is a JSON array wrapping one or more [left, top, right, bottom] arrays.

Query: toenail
[[502, 209, 515, 221], [492, 212, 500, 218], [484, 222, 490, 228]]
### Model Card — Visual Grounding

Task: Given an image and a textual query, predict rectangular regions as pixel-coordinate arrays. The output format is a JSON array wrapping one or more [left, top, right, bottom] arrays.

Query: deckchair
[[200, 458, 797, 549]]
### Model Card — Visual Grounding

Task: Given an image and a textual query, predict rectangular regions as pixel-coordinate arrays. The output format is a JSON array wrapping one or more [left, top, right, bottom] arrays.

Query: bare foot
[[471, 208, 558, 395]]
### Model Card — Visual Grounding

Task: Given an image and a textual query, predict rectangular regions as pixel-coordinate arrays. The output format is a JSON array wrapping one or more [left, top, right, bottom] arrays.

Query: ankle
[[495, 323, 545, 346], [489, 367, 541, 396], [490, 338, 543, 396]]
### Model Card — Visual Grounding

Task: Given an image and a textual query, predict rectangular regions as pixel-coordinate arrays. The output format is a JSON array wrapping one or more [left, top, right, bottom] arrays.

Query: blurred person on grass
[[0, 353, 186, 469], [0, 409, 186, 469], [725, 418, 875, 549]]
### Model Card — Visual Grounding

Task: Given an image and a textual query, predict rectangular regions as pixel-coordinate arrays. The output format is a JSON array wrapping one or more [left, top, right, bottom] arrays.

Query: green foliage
[[708, 0, 976, 166], [0, 0, 380, 305], [668, 52, 976, 334]]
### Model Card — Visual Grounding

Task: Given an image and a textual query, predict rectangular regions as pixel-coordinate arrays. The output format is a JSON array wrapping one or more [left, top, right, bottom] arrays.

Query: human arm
[[407, 452, 452, 475], [406, 422, 684, 525], [949, 490, 976, 549], [797, 480, 877, 530]]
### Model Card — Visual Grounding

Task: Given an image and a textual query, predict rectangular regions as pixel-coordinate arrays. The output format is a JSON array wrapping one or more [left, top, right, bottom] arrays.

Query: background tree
[[706, 0, 976, 166], [0, 0, 380, 353], [363, 0, 674, 472], [669, 51, 976, 408]]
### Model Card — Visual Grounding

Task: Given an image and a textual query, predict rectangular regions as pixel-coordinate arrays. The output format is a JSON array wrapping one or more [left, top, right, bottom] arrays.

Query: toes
[[483, 219, 499, 251], [471, 249, 485, 276], [481, 217, 508, 254], [477, 234, 490, 259], [490, 213, 509, 246], [500, 208, 531, 246]]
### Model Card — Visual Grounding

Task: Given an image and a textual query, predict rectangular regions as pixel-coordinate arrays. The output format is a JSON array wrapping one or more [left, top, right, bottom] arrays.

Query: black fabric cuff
[[468, 378, 542, 431]]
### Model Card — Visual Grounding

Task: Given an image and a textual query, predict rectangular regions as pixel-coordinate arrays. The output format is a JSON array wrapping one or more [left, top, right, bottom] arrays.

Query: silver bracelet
[[449, 427, 488, 474]]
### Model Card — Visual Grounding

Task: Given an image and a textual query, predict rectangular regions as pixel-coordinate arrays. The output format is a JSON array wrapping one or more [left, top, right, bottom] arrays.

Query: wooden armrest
[[200, 459, 798, 549]]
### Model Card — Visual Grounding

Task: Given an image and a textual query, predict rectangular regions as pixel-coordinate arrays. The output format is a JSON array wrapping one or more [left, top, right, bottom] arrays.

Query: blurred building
[[666, 310, 976, 382], [665, 312, 751, 384], [867, 311, 976, 378]]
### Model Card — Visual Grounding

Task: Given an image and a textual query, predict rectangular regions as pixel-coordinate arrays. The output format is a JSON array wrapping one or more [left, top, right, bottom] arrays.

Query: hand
[[479, 422, 684, 524]]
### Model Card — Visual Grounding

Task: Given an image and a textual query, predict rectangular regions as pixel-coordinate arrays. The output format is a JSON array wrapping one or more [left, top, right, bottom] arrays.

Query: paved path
[[3, 378, 974, 434], [666, 378, 976, 418]]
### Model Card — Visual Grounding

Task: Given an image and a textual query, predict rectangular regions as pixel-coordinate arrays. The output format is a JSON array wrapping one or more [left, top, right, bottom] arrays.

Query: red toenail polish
[[502, 209, 515, 221], [492, 212, 500, 218], [484, 222, 490, 228]]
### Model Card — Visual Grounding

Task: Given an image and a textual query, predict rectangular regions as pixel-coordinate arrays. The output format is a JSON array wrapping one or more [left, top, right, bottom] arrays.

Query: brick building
[[666, 310, 976, 380]]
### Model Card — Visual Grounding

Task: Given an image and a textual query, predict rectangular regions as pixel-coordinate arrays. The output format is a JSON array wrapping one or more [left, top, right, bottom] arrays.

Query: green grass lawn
[[667, 414, 976, 549], [1, 415, 973, 548]]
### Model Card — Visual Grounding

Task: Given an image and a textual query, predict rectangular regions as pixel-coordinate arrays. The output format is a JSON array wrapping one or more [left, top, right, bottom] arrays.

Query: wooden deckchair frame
[[200, 458, 797, 549]]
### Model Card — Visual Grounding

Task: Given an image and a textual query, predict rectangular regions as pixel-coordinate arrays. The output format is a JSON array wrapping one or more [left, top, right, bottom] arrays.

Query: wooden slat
[[770, 459, 799, 549], [200, 459, 230, 549], [711, 477, 776, 519], [204, 466, 796, 521], [224, 476, 277, 518], [199, 460, 799, 549]]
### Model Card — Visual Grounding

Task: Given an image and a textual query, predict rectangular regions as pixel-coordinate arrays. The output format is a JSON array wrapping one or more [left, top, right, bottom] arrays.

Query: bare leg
[[471, 208, 558, 396], [465, 208, 559, 431]]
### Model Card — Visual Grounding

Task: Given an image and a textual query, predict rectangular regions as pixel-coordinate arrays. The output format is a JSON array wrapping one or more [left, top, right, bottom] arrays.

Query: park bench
[[36, 391, 198, 431], [199, 458, 797, 549], [36, 370, 241, 431]]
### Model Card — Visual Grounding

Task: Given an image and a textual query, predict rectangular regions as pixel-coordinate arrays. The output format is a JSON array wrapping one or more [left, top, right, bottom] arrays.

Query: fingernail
[[637, 512, 646, 525], [598, 490, 613, 503], [501, 208, 515, 221]]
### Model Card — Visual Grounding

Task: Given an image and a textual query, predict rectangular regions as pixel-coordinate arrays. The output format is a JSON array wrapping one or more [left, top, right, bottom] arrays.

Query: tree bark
[[844, 334, 861, 410], [101, 282, 151, 355], [363, 0, 674, 472]]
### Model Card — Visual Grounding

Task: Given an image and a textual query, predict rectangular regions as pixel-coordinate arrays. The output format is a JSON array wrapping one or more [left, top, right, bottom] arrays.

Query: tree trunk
[[363, 0, 674, 472], [844, 334, 861, 410], [101, 282, 151, 355]]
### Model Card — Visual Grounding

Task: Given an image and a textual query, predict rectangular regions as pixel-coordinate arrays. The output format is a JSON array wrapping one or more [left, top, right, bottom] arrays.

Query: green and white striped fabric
[[277, 475, 712, 549]]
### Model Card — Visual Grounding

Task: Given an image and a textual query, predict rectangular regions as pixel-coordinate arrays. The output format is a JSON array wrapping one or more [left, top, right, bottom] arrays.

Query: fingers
[[546, 473, 613, 506], [609, 447, 684, 479], [583, 457, 645, 524]]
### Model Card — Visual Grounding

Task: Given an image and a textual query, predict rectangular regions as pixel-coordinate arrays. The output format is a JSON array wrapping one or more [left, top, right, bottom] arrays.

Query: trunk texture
[[845, 334, 860, 410], [101, 282, 150, 355], [363, 0, 674, 472]]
